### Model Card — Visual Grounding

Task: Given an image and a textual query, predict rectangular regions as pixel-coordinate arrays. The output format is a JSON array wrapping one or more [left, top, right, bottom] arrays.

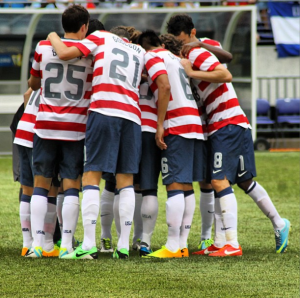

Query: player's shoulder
[[200, 37, 222, 48]]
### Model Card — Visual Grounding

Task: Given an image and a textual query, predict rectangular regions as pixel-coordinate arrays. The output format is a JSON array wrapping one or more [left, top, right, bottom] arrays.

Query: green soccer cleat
[[198, 239, 214, 250], [61, 245, 98, 259], [275, 218, 291, 253], [113, 248, 129, 259]]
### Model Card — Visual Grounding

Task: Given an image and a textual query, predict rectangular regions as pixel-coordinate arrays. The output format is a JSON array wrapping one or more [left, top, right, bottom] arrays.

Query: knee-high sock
[[165, 190, 185, 252], [217, 187, 239, 248], [61, 189, 79, 251], [133, 191, 143, 243], [20, 194, 32, 248], [43, 196, 57, 251], [113, 191, 121, 239], [117, 186, 135, 251], [56, 192, 64, 234], [81, 186, 100, 251], [246, 181, 285, 230], [180, 190, 196, 249], [200, 189, 215, 240], [141, 190, 158, 247], [31, 187, 48, 248], [100, 188, 115, 239], [214, 196, 226, 248]]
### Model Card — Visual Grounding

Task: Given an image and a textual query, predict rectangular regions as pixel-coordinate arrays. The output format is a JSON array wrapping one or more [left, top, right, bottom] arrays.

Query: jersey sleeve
[[188, 47, 220, 72], [75, 32, 105, 57], [30, 42, 42, 78], [144, 52, 168, 82]]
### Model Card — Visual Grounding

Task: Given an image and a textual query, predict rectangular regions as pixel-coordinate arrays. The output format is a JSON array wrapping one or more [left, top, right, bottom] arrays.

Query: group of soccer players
[[14, 5, 290, 259]]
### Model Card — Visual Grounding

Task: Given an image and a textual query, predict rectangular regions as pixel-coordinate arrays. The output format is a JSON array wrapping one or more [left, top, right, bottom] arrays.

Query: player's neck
[[64, 33, 81, 40]]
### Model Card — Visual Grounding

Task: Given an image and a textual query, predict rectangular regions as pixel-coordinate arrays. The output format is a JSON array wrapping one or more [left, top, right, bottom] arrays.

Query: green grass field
[[0, 152, 299, 297]]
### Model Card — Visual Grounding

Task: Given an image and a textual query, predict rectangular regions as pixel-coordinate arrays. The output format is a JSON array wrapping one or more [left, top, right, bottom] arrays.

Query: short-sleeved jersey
[[187, 46, 251, 136], [139, 81, 157, 133], [74, 31, 145, 125], [14, 89, 40, 148], [30, 39, 93, 141], [144, 49, 204, 140]]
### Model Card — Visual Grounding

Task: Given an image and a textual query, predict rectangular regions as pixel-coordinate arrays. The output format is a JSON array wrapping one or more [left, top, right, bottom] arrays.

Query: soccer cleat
[[59, 247, 74, 259], [132, 239, 141, 251], [181, 248, 189, 257], [208, 244, 242, 257], [193, 244, 221, 255], [24, 246, 43, 258], [61, 245, 98, 260], [113, 248, 129, 259], [55, 239, 61, 248], [42, 245, 60, 257], [144, 246, 183, 259], [21, 247, 30, 257], [72, 237, 82, 248], [139, 242, 153, 257], [100, 238, 114, 253], [275, 218, 291, 253], [198, 239, 214, 250]]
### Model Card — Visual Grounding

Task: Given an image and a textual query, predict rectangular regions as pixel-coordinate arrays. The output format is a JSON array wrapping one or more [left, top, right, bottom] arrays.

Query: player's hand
[[180, 58, 193, 76], [47, 32, 59, 41], [181, 41, 202, 57], [155, 125, 167, 150]]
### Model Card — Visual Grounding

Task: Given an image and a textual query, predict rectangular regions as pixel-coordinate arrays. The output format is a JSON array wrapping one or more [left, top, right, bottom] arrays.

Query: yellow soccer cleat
[[181, 248, 189, 258], [145, 246, 183, 258], [42, 245, 60, 257]]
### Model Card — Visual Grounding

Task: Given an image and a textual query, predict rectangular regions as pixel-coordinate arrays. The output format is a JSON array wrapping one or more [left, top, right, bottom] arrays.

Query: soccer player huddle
[[14, 5, 290, 260]]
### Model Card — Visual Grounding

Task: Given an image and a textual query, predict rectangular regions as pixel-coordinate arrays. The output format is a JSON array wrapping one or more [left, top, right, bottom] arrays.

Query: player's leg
[[132, 188, 143, 251]]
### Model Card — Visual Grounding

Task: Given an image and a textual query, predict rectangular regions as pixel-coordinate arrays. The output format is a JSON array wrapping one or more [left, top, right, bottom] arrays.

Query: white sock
[[165, 190, 184, 252], [141, 191, 158, 247], [100, 188, 114, 239], [200, 189, 215, 240], [180, 190, 196, 249], [56, 193, 64, 234], [31, 188, 48, 248], [117, 186, 135, 251], [43, 197, 57, 252], [61, 189, 80, 251], [20, 195, 32, 248], [81, 186, 100, 251], [218, 187, 239, 248], [133, 191, 143, 243], [246, 181, 285, 230], [113, 192, 121, 239], [214, 197, 226, 248]]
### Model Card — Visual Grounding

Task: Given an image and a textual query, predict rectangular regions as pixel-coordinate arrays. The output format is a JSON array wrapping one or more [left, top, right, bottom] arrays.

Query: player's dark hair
[[167, 14, 194, 36], [159, 33, 183, 56], [86, 19, 105, 36], [138, 30, 161, 51], [110, 26, 131, 40], [62, 5, 90, 34]]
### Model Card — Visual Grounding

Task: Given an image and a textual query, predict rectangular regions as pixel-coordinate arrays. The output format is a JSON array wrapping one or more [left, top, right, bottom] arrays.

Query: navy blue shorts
[[208, 125, 256, 185], [84, 112, 142, 174], [137, 132, 161, 190], [33, 134, 84, 180], [18, 145, 33, 187], [161, 135, 206, 185]]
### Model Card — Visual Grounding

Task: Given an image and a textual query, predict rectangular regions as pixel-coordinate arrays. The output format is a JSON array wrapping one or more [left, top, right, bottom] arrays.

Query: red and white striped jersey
[[145, 49, 204, 140], [188, 46, 251, 136], [30, 39, 93, 141], [74, 31, 145, 125], [14, 90, 40, 148], [139, 81, 157, 133]]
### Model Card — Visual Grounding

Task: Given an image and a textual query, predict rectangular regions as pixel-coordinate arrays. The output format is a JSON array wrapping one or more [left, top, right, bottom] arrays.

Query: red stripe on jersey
[[21, 113, 36, 124], [93, 83, 139, 102], [93, 67, 103, 77], [75, 43, 91, 57], [164, 124, 203, 136], [152, 70, 168, 82], [87, 73, 93, 82], [35, 121, 86, 132], [207, 61, 220, 71], [39, 41, 51, 46], [193, 51, 211, 69], [95, 52, 104, 61], [90, 100, 141, 119], [84, 90, 92, 99], [39, 104, 88, 115], [40, 70, 43, 78], [30, 68, 40, 78], [34, 52, 42, 63], [146, 57, 164, 71], [165, 107, 200, 120], [63, 41, 81, 47], [208, 115, 250, 132], [87, 36, 105, 46], [198, 81, 210, 92], [202, 39, 220, 47], [140, 105, 157, 114], [142, 118, 157, 129], [205, 84, 229, 106], [15, 129, 35, 142], [152, 48, 169, 54], [187, 47, 201, 60], [207, 98, 240, 120]]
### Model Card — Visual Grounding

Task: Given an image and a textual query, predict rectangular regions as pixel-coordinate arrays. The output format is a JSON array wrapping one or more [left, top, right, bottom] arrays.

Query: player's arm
[[155, 74, 171, 150], [181, 41, 232, 64], [28, 75, 41, 91], [23, 88, 33, 108], [181, 59, 232, 83], [47, 32, 83, 60]]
